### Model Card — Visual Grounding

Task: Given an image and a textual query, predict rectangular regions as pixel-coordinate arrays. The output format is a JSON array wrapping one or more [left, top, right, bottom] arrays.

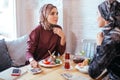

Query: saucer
[[62, 66, 73, 70]]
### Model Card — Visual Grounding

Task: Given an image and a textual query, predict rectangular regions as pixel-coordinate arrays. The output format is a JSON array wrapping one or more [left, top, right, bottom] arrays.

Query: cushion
[[0, 39, 12, 72], [6, 35, 28, 66]]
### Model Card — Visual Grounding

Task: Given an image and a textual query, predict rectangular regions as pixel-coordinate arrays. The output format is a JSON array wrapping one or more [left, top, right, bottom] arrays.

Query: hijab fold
[[98, 0, 120, 29], [39, 4, 56, 30]]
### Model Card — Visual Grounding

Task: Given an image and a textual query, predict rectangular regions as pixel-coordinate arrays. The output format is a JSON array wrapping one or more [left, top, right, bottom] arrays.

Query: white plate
[[75, 65, 89, 73], [39, 60, 62, 68]]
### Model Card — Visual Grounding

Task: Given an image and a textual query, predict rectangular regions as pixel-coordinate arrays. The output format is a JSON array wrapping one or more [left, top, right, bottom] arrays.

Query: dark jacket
[[89, 27, 120, 80]]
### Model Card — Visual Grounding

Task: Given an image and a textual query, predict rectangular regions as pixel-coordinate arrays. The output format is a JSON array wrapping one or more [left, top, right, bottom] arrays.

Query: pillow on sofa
[[0, 39, 12, 72], [6, 35, 28, 66]]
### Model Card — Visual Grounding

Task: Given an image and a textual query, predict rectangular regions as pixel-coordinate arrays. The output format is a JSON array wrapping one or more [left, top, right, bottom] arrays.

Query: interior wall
[[63, 0, 104, 54]]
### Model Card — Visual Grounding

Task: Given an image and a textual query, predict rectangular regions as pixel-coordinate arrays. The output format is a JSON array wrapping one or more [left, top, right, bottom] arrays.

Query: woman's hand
[[53, 27, 66, 45], [53, 28, 65, 38], [30, 59, 39, 68], [97, 32, 104, 45]]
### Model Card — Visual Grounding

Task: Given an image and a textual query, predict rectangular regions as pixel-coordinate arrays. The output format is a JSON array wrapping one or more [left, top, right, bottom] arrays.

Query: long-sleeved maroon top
[[26, 24, 66, 61]]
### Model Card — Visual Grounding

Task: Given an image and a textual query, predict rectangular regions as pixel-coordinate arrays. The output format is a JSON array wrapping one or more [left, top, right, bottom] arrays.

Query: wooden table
[[0, 55, 93, 80]]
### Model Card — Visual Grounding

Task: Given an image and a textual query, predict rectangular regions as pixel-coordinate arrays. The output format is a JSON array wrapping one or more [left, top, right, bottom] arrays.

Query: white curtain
[[63, 0, 104, 55], [0, 0, 16, 39], [16, 0, 63, 37]]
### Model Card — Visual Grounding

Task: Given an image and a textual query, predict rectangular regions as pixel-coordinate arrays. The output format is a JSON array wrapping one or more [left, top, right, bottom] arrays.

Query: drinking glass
[[64, 53, 70, 70]]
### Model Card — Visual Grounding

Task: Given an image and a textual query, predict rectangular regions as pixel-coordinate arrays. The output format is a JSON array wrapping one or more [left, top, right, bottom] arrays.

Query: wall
[[63, 0, 104, 54]]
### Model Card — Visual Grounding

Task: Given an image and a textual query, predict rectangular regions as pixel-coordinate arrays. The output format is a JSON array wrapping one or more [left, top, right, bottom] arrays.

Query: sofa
[[0, 35, 28, 72]]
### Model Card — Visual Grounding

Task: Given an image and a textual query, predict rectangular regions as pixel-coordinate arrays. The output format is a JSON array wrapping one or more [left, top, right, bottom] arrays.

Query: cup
[[64, 61, 70, 69], [64, 53, 70, 70]]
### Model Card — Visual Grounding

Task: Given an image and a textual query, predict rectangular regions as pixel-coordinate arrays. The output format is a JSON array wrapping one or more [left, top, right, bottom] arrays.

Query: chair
[[81, 39, 97, 59], [81, 39, 108, 80]]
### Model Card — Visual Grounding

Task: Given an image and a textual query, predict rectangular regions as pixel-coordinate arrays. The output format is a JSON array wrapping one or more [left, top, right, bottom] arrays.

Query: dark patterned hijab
[[98, 0, 120, 29], [39, 4, 57, 30]]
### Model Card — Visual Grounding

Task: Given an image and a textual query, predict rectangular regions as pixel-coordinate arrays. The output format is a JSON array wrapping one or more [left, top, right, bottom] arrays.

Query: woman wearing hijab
[[26, 4, 66, 68], [88, 0, 120, 79]]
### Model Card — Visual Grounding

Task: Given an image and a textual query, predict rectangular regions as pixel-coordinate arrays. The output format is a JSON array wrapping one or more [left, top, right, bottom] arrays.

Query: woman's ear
[[97, 16, 106, 27], [97, 11, 106, 28], [97, 10, 109, 28]]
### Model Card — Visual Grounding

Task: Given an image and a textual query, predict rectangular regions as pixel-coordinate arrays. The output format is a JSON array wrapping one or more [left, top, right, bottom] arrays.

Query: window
[[0, 0, 16, 39], [0, 0, 63, 39]]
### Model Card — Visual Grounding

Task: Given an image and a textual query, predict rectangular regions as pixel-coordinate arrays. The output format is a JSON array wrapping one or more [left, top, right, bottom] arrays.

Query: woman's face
[[97, 11, 106, 28], [47, 8, 58, 25]]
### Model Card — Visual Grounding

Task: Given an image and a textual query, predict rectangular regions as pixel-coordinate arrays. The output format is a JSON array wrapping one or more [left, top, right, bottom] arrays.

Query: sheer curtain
[[63, 0, 105, 55], [0, 0, 16, 39], [16, 0, 63, 37], [0, 0, 63, 38]]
